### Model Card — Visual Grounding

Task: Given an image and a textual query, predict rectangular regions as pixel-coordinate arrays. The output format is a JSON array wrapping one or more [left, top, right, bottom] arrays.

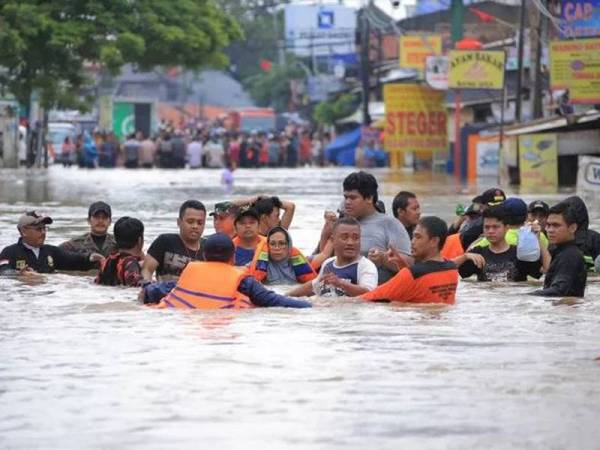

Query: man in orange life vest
[[145, 233, 311, 309], [358, 216, 458, 304]]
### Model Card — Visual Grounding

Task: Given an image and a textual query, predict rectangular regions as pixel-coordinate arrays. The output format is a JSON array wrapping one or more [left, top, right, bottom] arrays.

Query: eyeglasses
[[268, 240, 288, 248]]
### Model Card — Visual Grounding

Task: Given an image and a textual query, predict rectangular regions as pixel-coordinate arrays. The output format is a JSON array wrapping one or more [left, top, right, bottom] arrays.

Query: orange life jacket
[[157, 261, 253, 310], [440, 233, 464, 259]]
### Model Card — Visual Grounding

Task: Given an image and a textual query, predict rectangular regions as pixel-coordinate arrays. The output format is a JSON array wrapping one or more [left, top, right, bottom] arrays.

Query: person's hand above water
[[321, 271, 344, 288], [464, 252, 485, 269], [368, 247, 387, 266], [89, 253, 105, 264], [386, 246, 410, 271]]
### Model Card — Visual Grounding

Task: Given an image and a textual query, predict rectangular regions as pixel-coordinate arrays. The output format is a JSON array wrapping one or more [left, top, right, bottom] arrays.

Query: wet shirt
[[59, 232, 117, 257], [358, 211, 411, 284], [312, 256, 378, 297], [531, 241, 587, 297], [95, 252, 143, 287], [362, 260, 458, 304], [0, 239, 95, 274], [147, 233, 205, 279], [235, 246, 256, 267], [459, 245, 542, 282]]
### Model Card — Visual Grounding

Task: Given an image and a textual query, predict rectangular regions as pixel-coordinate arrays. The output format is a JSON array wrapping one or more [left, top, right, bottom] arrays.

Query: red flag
[[259, 59, 273, 72], [469, 7, 495, 23]]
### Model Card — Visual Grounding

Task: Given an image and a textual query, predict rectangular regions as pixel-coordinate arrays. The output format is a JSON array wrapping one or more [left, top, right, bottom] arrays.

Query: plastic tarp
[[325, 127, 362, 166]]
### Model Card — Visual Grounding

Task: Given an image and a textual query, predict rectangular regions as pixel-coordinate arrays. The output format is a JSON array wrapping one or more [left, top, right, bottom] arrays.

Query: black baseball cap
[[203, 233, 235, 262], [465, 203, 482, 216], [88, 201, 112, 218], [528, 200, 550, 214], [209, 201, 239, 217], [479, 188, 506, 206], [234, 206, 260, 224]]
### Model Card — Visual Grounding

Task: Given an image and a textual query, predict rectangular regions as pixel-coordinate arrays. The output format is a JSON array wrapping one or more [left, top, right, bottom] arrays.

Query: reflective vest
[[440, 233, 464, 260], [157, 261, 253, 309], [253, 241, 317, 283]]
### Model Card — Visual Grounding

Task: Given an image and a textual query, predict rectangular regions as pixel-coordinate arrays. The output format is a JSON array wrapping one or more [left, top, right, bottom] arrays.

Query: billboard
[[284, 4, 356, 58], [519, 134, 558, 190], [383, 84, 447, 153], [448, 51, 506, 89], [550, 38, 600, 104], [560, 0, 600, 38], [399, 35, 443, 70]]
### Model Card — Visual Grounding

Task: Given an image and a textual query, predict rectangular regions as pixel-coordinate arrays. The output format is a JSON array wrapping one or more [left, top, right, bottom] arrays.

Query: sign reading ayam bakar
[[448, 50, 506, 89], [383, 84, 447, 153]]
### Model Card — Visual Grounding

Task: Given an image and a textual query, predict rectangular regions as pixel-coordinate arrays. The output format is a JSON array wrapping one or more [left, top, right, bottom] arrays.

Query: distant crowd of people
[[55, 122, 334, 170]]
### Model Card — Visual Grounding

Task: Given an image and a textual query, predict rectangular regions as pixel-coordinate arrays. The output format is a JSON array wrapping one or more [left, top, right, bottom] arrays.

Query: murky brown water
[[1, 166, 599, 449]]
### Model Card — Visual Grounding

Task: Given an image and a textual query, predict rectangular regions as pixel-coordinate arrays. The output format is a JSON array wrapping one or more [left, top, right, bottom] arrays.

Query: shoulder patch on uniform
[[16, 260, 26, 270], [47, 255, 55, 268]]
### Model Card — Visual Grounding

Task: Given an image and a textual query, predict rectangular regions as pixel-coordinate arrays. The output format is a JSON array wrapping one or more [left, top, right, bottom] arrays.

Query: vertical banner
[[518, 134, 558, 189], [113, 102, 135, 140], [383, 84, 447, 153]]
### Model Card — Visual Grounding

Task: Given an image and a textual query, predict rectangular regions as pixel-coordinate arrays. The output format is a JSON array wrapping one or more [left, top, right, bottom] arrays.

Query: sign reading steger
[[383, 84, 447, 153]]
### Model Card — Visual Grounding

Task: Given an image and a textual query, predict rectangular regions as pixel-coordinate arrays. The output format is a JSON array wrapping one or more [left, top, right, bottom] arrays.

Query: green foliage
[[0, 0, 241, 109], [244, 59, 305, 112], [314, 94, 358, 125]]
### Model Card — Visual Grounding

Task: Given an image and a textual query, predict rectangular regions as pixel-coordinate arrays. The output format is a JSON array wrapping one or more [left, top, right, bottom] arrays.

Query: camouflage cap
[[209, 201, 239, 217]]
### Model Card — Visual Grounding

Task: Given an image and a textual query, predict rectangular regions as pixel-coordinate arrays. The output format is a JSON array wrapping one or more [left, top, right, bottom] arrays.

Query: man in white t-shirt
[[204, 134, 224, 168], [186, 135, 203, 169], [287, 217, 378, 297]]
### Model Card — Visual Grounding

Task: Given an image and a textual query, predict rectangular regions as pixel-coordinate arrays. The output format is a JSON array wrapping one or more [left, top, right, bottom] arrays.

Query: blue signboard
[[560, 0, 600, 38]]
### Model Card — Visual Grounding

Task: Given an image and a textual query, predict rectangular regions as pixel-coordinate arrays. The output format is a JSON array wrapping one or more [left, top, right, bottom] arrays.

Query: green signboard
[[113, 102, 134, 140]]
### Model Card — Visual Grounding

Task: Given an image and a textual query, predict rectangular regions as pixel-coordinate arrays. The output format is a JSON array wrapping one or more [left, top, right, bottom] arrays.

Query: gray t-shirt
[[358, 212, 411, 283]]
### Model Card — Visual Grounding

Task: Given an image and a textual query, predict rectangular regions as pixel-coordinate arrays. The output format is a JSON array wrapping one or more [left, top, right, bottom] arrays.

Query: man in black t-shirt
[[454, 206, 546, 282], [142, 200, 207, 281]]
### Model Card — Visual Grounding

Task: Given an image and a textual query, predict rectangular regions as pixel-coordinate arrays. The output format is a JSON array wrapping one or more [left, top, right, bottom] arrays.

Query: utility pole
[[515, 0, 527, 122], [451, 0, 464, 179], [532, 0, 547, 119], [360, 5, 371, 125]]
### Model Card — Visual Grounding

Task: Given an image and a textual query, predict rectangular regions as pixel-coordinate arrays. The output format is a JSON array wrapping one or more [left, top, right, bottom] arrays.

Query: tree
[[313, 94, 358, 125], [0, 0, 241, 110], [244, 58, 305, 112]]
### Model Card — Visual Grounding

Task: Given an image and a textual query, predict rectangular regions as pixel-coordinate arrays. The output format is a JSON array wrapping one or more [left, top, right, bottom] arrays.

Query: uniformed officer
[[0, 211, 104, 275], [59, 201, 117, 257]]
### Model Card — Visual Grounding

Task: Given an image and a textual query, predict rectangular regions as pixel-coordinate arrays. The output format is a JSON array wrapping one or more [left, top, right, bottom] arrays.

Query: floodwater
[[1, 166, 599, 449]]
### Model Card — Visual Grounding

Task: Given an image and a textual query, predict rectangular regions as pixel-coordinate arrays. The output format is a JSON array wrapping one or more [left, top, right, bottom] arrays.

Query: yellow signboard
[[383, 84, 447, 153], [519, 134, 558, 190], [550, 38, 600, 104], [399, 35, 443, 70], [448, 50, 506, 89]]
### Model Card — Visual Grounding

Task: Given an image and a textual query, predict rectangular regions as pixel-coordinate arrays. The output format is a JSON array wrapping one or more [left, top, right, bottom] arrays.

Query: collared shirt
[[0, 239, 95, 274]]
